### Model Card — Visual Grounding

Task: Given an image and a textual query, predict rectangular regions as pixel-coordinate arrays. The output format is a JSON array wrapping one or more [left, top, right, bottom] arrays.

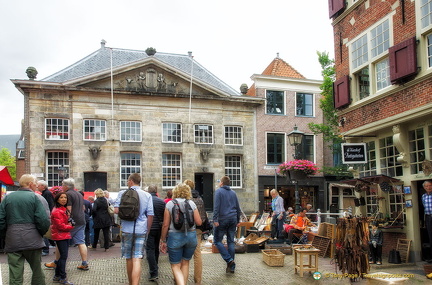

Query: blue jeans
[[214, 217, 237, 263], [167, 231, 197, 264]]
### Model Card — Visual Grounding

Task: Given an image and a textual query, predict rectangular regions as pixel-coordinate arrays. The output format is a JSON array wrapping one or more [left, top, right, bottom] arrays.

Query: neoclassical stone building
[[12, 41, 263, 212]]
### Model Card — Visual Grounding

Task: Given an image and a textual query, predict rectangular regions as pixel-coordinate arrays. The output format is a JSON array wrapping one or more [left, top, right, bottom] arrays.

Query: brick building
[[12, 41, 263, 213], [329, 0, 432, 261], [245, 54, 326, 213]]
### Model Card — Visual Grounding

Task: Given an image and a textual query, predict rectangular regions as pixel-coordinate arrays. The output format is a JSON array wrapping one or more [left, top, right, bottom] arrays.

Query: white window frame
[[120, 121, 142, 142], [120, 152, 141, 188], [162, 123, 182, 143], [162, 153, 182, 189], [349, 17, 393, 100], [225, 155, 242, 188], [379, 136, 403, 177], [83, 119, 106, 141], [46, 151, 69, 187], [409, 128, 426, 174], [388, 184, 405, 224], [45, 118, 70, 140], [359, 141, 377, 177], [194, 125, 213, 144], [224, 126, 243, 145], [420, 0, 432, 30]]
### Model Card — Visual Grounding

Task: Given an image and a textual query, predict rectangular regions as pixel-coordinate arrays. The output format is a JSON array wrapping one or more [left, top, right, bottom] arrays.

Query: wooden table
[[294, 248, 321, 277]]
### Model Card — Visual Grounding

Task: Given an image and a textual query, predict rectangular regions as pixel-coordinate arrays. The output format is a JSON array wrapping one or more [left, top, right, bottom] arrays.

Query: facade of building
[[12, 41, 263, 213], [330, 0, 432, 261], [245, 55, 326, 213]]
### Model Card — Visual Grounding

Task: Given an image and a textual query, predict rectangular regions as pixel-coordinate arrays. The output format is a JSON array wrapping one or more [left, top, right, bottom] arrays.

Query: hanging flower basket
[[278, 159, 319, 180], [289, 170, 308, 180]]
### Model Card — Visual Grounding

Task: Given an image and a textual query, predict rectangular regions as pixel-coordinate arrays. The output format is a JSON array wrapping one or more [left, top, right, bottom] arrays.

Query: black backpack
[[118, 188, 140, 221], [172, 199, 194, 231]]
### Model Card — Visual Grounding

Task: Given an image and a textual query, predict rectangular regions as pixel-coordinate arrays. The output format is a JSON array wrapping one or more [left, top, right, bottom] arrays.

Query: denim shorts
[[167, 231, 197, 264], [121, 232, 146, 259], [70, 224, 85, 245]]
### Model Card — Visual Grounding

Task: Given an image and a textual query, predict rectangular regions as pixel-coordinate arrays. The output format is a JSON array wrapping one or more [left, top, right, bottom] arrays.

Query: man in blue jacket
[[213, 176, 241, 274]]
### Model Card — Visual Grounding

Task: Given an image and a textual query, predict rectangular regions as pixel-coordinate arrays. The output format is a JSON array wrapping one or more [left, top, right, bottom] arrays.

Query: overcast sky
[[0, 0, 334, 135]]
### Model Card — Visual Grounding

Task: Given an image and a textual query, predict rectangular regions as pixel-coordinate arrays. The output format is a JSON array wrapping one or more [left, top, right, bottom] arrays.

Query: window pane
[[376, 58, 390, 91], [352, 34, 368, 69], [45, 118, 69, 140], [421, 0, 432, 29], [225, 126, 243, 145], [194, 125, 213, 144], [267, 133, 285, 164], [162, 123, 182, 143], [357, 67, 370, 99], [120, 121, 142, 142], [379, 136, 403, 177], [225, 155, 242, 188], [120, 153, 141, 188], [371, 20, 389, 58], [83, 119, 106, 141], [46, 151, 69, 187], [266, 90, 284, 114], [296, 93, 313, 116], [162, 154, 181, 188]]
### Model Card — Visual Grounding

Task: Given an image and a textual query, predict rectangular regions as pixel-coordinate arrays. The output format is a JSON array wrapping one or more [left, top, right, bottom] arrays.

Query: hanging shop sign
[[341, 143, 367, 164]]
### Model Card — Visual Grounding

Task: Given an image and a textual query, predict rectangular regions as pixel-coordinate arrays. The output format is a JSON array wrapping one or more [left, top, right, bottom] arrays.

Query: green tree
[[0, 147, 16, 180], [308, 52, 350, 178]]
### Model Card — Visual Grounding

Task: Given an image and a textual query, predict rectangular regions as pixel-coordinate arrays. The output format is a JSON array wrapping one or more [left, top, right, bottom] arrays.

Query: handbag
[[43, 226, 52, 239], [108, 203, 115, 215]]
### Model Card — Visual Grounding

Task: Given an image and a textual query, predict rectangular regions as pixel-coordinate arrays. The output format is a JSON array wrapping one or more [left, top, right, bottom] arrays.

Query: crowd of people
[[0, 173, 242, 285]]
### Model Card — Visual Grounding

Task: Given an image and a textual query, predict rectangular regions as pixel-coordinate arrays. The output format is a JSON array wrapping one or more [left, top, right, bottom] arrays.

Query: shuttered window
[[328, 0, 345, 18], [333, 75, 350, 109], [389, 37, 417, 84]]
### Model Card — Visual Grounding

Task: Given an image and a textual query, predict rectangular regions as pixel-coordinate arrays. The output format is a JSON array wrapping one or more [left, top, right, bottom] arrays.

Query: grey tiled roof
[[42, 46, 240, 96]]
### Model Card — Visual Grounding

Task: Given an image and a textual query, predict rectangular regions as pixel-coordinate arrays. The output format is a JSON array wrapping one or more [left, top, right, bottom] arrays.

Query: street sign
[[264, 165, 278, 170], [341, 143, 367, 164]]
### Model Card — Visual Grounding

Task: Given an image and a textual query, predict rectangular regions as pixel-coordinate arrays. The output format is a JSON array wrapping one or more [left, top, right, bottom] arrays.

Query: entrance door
[[84, 172, 107, 192], [194, 173, 214, 211]]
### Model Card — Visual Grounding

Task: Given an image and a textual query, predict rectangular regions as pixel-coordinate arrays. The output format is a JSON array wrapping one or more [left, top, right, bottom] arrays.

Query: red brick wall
[[332, 0, 422, 133], [339, 80, 432, 132], [382, 232, 406, 258]]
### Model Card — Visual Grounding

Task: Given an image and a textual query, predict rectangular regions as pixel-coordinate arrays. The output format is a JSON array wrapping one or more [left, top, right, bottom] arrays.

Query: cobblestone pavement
[[0, 243, 429, 284]]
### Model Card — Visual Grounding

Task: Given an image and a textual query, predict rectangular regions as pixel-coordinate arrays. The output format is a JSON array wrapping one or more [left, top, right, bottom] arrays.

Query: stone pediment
[[79, 63, 220, 97]]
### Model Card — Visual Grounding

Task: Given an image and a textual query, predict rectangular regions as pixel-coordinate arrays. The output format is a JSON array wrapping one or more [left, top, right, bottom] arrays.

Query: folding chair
[[292, 232, 309, 244]]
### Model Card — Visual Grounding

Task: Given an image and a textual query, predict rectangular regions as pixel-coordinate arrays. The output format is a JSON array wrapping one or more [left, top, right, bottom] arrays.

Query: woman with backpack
[[159, 183, 202, 285]]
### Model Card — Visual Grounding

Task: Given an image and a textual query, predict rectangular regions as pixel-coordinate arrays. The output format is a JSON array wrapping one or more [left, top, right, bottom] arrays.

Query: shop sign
[[341, 143, 367, 164]]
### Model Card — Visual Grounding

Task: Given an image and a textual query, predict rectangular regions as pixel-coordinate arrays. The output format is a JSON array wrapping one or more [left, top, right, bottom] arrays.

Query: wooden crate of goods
[[262, 249, 285, 267], [265, 244, 292, 255]]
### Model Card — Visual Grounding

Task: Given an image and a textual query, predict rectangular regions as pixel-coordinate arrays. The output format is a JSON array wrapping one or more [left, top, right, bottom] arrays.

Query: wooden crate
[[311, 235, 331, 257], [262, 249, 285, 267], [265, 244, 292, 255]]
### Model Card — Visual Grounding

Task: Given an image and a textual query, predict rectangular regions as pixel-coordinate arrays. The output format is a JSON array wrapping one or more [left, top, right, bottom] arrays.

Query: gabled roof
[[246, 55, 306, 96], [42, 43, 240, 96], [262, 55, 305, 79]]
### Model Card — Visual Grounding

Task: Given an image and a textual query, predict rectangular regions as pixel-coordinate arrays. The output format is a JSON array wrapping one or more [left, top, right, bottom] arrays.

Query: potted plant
[[278, 159, 319, 180]]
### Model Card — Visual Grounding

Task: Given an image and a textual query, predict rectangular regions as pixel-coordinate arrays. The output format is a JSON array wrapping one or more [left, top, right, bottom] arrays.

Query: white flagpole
[[188, 51, 193, 124], [110, 48, 114, 120]]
